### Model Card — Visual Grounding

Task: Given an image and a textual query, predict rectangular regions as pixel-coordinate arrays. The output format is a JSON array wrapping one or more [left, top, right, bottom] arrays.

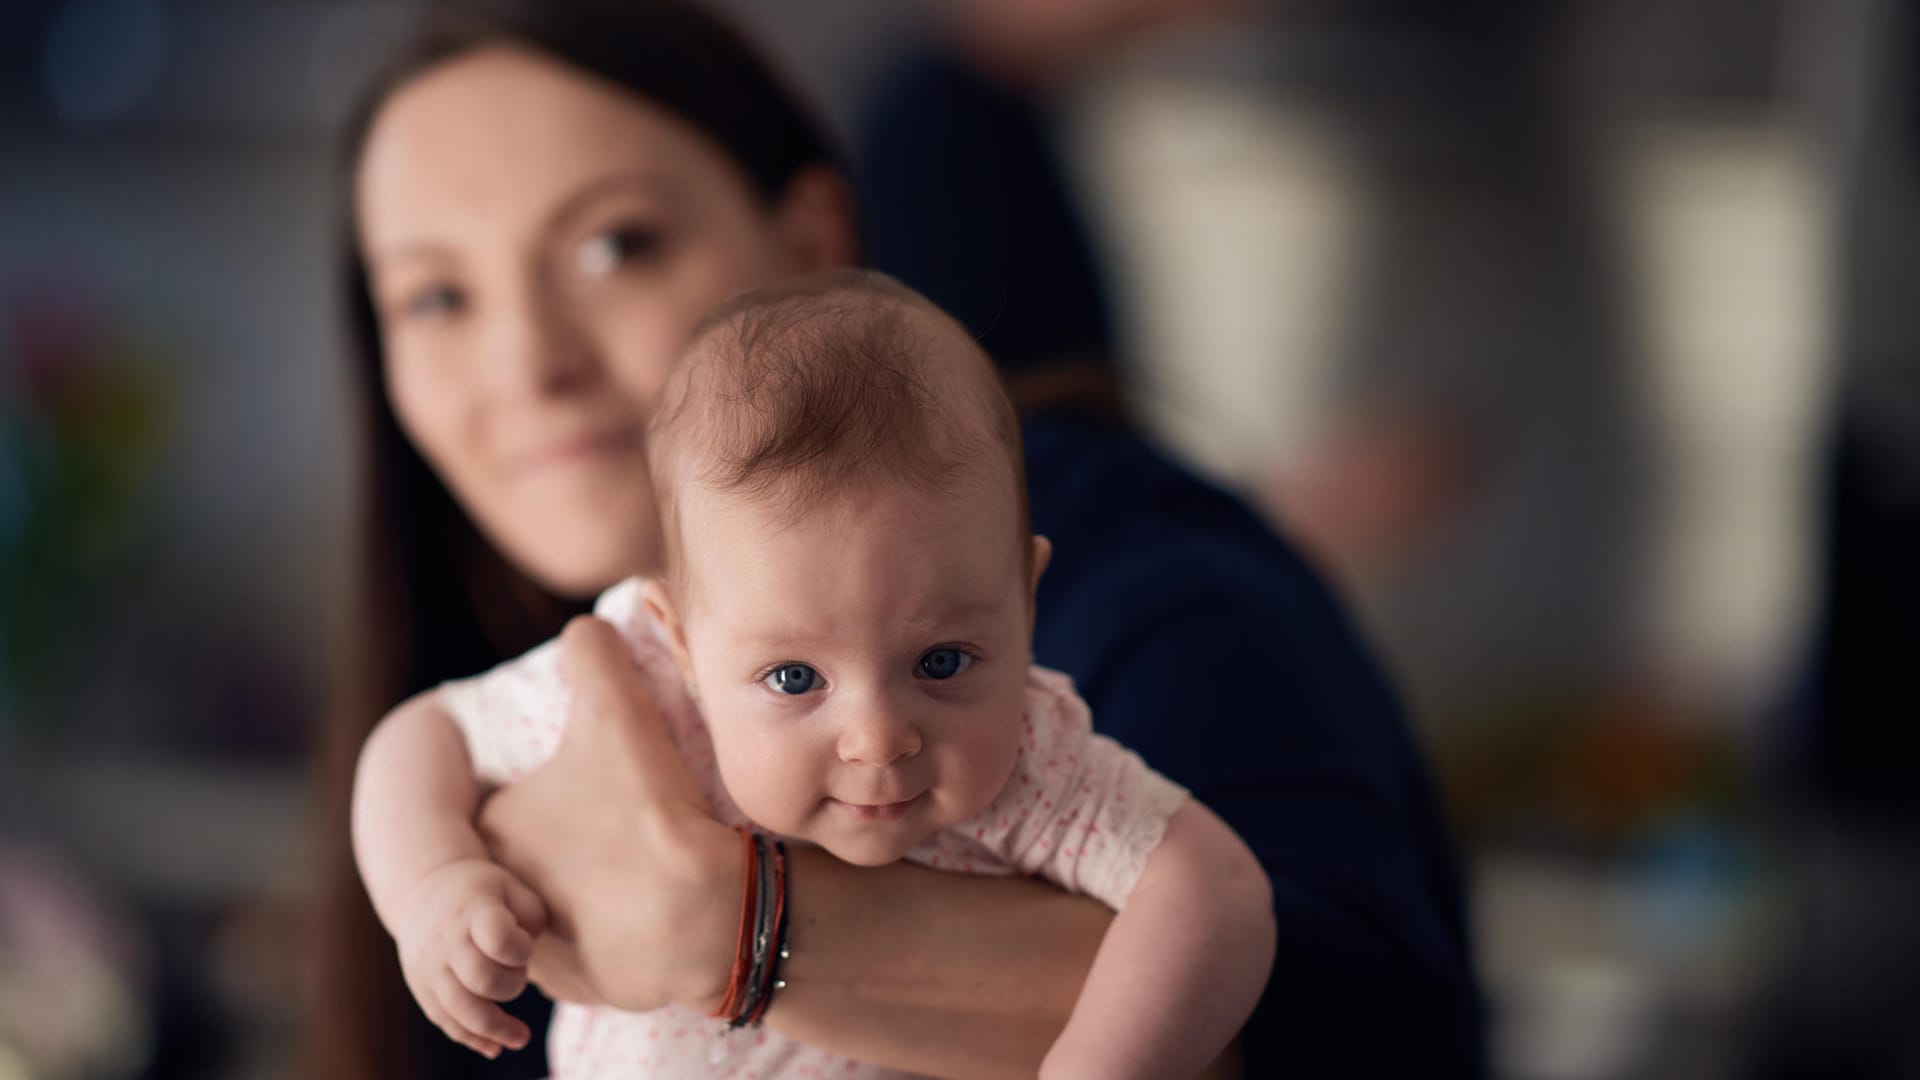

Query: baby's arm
[[1041, 799, 1275, 1079], [352, 690, 549, 1060]]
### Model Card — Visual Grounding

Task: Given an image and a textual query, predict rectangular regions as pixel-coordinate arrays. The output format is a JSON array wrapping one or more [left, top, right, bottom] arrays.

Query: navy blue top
[[1024, 410, 1484, 1076]]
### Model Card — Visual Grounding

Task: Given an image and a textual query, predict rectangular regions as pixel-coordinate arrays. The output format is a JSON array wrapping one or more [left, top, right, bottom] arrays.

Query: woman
[[308, 1, 1481, 1077]]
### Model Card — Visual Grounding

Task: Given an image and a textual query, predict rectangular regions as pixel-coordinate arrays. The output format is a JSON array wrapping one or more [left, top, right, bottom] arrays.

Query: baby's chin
[[820, 840, 916, 867], [804, 825, 932, 868], [765, 788, 1005, 866]]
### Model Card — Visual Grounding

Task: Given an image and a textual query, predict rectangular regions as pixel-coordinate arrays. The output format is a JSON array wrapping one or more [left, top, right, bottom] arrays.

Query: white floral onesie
[[440, 578, 1189, 1079]]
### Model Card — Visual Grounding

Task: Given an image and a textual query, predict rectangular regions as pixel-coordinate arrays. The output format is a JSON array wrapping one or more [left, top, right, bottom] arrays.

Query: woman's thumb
[[559, 616, 677, 764], [557, 614, 710, 814]]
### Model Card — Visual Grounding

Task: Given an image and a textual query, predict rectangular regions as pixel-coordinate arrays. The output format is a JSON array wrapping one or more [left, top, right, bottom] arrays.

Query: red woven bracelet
[[709, 825, 758, 1020]]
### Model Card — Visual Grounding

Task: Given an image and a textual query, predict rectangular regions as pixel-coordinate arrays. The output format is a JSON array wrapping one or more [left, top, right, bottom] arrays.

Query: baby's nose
[[836, 706, 923, 767]]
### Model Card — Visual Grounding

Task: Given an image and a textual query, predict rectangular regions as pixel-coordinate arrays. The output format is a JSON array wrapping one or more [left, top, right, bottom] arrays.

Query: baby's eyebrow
[[730, 603, 1000, 649], [732, 623, 837, 649], [903, 602, 999, 630]]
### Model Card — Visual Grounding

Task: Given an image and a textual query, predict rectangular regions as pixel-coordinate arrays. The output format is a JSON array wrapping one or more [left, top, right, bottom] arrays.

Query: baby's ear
[[1028, 535, 1053, 598], [640, 579, 698, 695]]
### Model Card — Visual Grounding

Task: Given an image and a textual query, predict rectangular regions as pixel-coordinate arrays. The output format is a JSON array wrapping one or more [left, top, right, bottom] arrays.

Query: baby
[[353, 270, 1276, 1078]]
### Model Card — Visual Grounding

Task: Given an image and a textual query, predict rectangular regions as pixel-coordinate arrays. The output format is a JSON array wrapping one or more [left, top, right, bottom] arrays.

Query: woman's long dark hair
[[305, 3, 847, 1075]]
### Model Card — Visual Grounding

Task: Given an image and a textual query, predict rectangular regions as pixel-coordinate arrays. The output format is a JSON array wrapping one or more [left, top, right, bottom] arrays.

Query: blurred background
[[1, 0, 1915, 1077]]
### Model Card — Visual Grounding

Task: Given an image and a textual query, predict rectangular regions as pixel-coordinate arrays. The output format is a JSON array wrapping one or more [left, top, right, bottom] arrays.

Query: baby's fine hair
[[648, 269, 1028, 587]]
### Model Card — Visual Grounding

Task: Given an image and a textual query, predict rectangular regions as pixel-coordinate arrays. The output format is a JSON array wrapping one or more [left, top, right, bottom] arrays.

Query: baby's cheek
[[951, 713, 1025, 814], [711, 728, 820, 832]]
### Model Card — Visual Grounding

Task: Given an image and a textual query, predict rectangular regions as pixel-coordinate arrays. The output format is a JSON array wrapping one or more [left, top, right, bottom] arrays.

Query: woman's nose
[[482, 276, 600, 396], [836, 704, 923, 767]]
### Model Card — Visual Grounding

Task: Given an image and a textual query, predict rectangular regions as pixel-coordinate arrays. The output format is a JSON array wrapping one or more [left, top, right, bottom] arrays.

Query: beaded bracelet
[[744, 839, 790, 1026]]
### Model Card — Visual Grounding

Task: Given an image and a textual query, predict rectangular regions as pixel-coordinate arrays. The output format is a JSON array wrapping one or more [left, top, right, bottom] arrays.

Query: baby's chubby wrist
[[393, 855, 504, 941], [397, 852, 480, 902], [383, 854, 544, 1058]]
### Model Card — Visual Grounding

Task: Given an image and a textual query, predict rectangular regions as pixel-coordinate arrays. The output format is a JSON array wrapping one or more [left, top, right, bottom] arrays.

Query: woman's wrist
[[754, 854, 1111, 1077], [592, 812, 745, 1014], [679, 818, 750, 1011]]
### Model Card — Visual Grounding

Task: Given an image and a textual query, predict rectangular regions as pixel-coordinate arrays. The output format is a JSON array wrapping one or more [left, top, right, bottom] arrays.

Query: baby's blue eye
[[917, 648, 972, 681], [764, 664, 818, 695]]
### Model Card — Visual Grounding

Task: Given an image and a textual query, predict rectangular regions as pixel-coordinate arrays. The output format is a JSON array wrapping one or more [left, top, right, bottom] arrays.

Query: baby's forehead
[[669, 468, 1025, 609], [676, 455, 1016, 534]]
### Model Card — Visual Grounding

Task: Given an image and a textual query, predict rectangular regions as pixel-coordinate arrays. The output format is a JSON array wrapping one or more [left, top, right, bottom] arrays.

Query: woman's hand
[[474, 616, 742, 1014]]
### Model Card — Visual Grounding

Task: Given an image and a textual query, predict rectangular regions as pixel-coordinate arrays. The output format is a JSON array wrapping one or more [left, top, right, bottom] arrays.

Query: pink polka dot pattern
[[440, 578, 1189, 1078]]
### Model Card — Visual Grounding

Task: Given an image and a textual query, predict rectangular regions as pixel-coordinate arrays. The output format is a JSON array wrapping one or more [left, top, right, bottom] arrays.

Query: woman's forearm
[[760, 849, 1113, 1079]]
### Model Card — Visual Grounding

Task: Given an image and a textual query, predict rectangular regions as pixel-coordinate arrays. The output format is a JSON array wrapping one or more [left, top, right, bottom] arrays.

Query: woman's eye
[[402, 283, 465, 320], [917, 648, 973, 681], [576, 224, 662, 276], [763, 663, 819, 696]]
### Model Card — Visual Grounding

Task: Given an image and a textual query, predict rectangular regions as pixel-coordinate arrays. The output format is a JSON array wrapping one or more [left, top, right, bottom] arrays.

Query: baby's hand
[[394, 857, 549, 1059]]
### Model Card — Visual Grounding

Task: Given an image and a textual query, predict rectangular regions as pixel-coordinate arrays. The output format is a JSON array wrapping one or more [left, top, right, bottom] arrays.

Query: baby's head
[[640, 270, 1049, 865]]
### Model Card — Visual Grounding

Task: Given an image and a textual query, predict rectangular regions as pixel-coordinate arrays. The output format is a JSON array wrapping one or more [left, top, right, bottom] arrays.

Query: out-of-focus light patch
[[1614, 122, 1833, 719], [1498, 958, 1655, 1080], [1068, 69, 1365, 484], [40, 0, 167, 127], [0, 843, 152, 1076], [1479, 844, 1778, 1080], [0, 1040, 30, 1080]]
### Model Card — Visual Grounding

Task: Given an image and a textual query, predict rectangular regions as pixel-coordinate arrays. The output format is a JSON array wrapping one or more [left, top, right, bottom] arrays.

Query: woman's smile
[[515, 424, 642, 472]]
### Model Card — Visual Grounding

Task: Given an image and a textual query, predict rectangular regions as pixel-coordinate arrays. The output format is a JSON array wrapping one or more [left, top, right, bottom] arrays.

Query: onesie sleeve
[[438, 638, 571, 787], [438, 577, 662, 786], [976, 667, 1190, 910]]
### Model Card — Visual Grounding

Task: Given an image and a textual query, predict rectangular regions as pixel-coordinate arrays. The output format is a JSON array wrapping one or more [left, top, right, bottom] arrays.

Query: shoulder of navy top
[[1022, 409, 1487, 1077], [1023, 410, 1384, 716]]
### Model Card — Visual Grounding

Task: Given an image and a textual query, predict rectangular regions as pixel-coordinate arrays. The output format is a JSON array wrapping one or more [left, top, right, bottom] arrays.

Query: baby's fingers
[[471, 902, 536, 968], [455, 932, 530, 1002], [437, 970, 532, 1051], [422, 993, 502, 1060]]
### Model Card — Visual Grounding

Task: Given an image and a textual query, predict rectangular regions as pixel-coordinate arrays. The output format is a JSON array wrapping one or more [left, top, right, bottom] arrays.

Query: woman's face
[[356, 46, 847, 596]]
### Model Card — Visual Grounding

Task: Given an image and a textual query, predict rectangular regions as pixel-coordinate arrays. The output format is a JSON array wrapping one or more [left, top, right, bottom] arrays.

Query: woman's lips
[[520, 427, 640, 470], [831, 793, 923, 822]]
